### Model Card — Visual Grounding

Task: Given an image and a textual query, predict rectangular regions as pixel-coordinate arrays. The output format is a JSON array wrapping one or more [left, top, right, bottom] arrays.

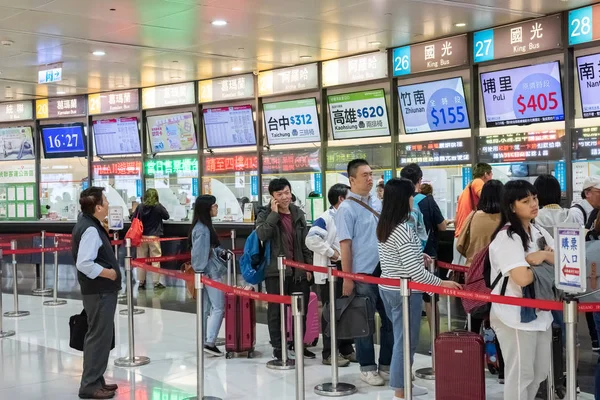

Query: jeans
[[354, 280, 393, 372], [594, 312, 600, 400], [265, 276, 310, 349], [379, 289, 423, 390], [203, 276, 225, 346]]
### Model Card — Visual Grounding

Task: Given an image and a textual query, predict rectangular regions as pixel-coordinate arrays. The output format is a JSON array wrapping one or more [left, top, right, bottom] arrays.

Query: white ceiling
[[0, 0, 595, 101]]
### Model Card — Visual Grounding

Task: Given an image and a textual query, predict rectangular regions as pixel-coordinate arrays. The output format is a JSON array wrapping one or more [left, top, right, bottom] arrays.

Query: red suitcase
[[225, 293, 256, 359], [434, 331, 485, 400], [286, 291, 320, 347]]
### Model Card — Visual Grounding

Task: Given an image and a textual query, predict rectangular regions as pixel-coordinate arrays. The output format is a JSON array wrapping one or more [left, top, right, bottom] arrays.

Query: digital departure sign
[[574, 126, 600, 160], [478, 131, 564, 163], [397, 138, 471, 166]]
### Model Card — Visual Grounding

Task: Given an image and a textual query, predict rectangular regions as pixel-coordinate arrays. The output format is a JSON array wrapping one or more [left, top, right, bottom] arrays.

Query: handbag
[[69, 309, 115, 351], [180, 262, 196, 299], [322, 292, 375, 340], [125, 207, 143, 247], [456, 210, 476, 258]]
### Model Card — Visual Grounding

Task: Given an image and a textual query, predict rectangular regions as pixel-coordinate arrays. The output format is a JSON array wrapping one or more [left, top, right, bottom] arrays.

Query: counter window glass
[[144, 158, 197, 222], [40, 157, 88, 220], [92, 161, 142, 221], [261, 150, 322, 221], [0, 160, 36, 220], [202, 154, 257, 222]]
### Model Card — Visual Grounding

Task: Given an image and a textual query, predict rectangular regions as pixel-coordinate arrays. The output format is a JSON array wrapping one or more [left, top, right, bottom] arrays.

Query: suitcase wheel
[[247, 351, 255, 359], [226, 352, 233, 359]]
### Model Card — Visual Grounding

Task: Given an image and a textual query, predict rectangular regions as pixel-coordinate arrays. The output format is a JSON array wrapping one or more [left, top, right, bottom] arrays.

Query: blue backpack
[[239, 230, 270, 285], [409, 193, 429, 250]]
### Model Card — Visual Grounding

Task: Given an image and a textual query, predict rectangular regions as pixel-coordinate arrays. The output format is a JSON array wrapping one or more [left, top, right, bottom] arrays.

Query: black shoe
[[303, 348, 316, 359], [102, 383, 118, 391], [203, 345, 223, 357], [593, 340, 599, 351], [79, 389, 115, 399], [154, 282, 166, 290], [273, 348, 282, 361], [138, 282, 146, 290]]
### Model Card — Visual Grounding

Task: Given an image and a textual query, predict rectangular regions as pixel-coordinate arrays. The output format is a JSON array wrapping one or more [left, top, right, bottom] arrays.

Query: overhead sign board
[[322, 52, 388, 87], [36, 96, 87, 119], [142, 82, 195, 110], [473, 15, 562, 63], [393, 35, 468, 76], [38, 65, 62, 84], [199, 74, 254, 103], [88, 89, 139, 115], [0, 101, 33, 122], [258, 64, 318, 96], [568, 4, 600, 45]]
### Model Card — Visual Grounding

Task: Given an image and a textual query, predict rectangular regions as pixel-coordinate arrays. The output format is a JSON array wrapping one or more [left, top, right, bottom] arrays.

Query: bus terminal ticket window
[[144, 158, 197, 222], [40, 157, 88, 221], [92, 161, 142, 221]]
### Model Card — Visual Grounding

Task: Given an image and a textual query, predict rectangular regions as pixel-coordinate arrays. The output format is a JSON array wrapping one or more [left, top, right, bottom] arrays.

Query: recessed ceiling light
[[116, 84, 126, 88], [455, 22, 467, 27], [1, 40, 14, 47], [57, 91, 66, 95], [231, 67, 242, 71], [300, 55, 312, 59], [92, 50, 105, 56], [369, 41, 382, 46], [212, 20, 227, 26], [109, 8, 116, 11]]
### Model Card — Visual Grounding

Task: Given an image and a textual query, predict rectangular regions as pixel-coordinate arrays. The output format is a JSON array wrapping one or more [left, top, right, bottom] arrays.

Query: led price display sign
[[480, 61, 565, 127], [204, 155, 258, 174], [145, 158, 198, 177], [574, 127, 600, 160], [478, 131, 563, 163], [93, 161, 142, 176], [397, 139, 471, 166], [398, 77, 470, 134], [262, 150, 320, 174]]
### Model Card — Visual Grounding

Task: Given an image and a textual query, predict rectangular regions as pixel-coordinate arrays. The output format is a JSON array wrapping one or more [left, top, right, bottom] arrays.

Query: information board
[[0, 182, 36, 220], [397, 138, 471, 166], [480, 61, 565, 127], [142, 82, 195, 109], [0, 101, 33, 122], [577, 53, 600, 118], [555, 226, 586, 293], [199, 74, 254, 103], [568, 4, 600, 46], [473, 15, 562, 63], [0, 127, 35, 161], [147, 112, 197, 153], [203, 105, 256, 148], [258, 64, 318, 96], [88, 89, 139, 115], [263, 98, 320, 145], [478, 131, 563, 163], [93, 117, 141, 156], [328, 89, 390, 140], [393, 35, 468, 76], [574, 126, 600, 160], [398, 77, 470, 134], [41, 124, 87, 158], [36, 96, 87, 119]]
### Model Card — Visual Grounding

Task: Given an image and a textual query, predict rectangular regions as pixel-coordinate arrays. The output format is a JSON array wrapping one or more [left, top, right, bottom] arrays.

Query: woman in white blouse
[[488, 180, 555, 400], [377, 178, 461, 400]]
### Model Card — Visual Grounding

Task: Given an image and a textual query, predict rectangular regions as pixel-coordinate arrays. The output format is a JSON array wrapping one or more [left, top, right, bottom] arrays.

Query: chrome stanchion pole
[[416, 259, 436, 380], [467, 313, 472, 332], [43, 238, 66, 306], [32, 231, 52, 296], [4, 240, 29, 318], [184, 273, 221, 400], [114, 238, 150, 367], [314, 266, 356, 396], [115, 232, 126, 301], [446, 295, 452, 332], [231, 230, 238, 287], [267, 256, 295, 370], [292, 292, 306, 400], [401, 278, 412, 400], [0, 249, 16, 338], [547, 347, 555, 400], [119, 238, 144, 316], [564, 298, 578, 400]]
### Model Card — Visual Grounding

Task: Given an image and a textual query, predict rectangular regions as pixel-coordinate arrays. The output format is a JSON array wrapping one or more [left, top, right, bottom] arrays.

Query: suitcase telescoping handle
[[226, 249, 236, 287]]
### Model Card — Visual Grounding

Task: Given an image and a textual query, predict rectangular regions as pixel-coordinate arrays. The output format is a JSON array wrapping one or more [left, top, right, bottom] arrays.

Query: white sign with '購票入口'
[[554, 225, 586, 294]]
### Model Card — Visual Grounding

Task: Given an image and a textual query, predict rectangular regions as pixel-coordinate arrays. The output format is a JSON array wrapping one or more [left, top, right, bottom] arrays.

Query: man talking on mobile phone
[[256, 178, 314, 361], [73, 187, 121, 399]]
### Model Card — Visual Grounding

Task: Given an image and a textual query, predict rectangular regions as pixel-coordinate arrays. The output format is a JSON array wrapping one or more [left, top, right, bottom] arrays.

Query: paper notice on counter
[[7, 186, 15, 201], [16, 186, 25, 201], [17, 203, 25, 218], [25, 186, 34, 201], [8, 203, 16, 218], [26, 203, 34, 218]]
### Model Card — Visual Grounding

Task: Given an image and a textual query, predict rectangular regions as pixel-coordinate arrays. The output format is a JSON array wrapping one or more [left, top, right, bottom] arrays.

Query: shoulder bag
[[322, 292, 375, 340]]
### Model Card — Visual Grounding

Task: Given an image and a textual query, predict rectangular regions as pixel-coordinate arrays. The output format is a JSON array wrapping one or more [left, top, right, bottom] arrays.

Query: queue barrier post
[[32, 230, 52, 296], [114, 238, 150, 368], [314, 266, 356, 397], [115, 232, 126, 301], [546, 348, 555, 400], [564, 297, 578, 400], [230, 230, 237, 287], [119, 238, 144, 316], [292, 292, 306, 400], [43, 237, 67, 307], [415, 258, 436, 380], [401, 278, 412, 400], [0, 249, 16, 338], [4, 240, 29, 318], [184, 273, 222, 400], [266, 256, 295, 370]]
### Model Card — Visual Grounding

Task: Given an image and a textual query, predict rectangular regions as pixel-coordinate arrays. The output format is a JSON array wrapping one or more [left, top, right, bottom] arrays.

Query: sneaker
[[341, 352, 357, 363], [593, 340, 600, 352], [360, 371, 385, 386], [322, 355, 350, 367], [303, 348, 316, 359], [379, 369, 390, 381], [498, 378, 505, 384], [154, 282, 166, 290], [138, 282, 146, 290], [413, 384, 428, 396], [203, 345, 223, 357]]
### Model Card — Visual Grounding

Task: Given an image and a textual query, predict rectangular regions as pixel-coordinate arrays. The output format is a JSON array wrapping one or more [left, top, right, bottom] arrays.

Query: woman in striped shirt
[[377, 178, 462, 400]]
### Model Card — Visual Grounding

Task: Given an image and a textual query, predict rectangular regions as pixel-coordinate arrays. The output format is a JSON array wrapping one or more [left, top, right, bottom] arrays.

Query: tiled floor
[[0, 293, 594, 400]]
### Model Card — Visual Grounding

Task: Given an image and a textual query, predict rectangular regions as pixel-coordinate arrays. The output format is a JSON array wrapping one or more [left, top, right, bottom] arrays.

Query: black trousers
[[319, 277, 354, 359], [265, 275, 310, 350], [79, 291, 118, 395]]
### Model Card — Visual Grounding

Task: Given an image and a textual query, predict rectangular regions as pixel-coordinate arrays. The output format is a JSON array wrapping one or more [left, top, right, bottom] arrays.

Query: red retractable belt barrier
[[3, 246, 72, 255], [45, 233, 73, 238], [132, 261, 193, 282], [134, 254, 191, 264], [436, 260, 470, 274], [0, 233, 40, 239], [202, 277, 291, 305]]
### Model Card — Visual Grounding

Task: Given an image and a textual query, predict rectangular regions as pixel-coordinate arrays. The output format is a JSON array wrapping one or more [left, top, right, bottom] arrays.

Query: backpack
[[462, 227, 508, 319], [571, 203, 598, 229], [239, 230, 270, 285], [408, 193, 428, 250], [125, 207, 143, 247]]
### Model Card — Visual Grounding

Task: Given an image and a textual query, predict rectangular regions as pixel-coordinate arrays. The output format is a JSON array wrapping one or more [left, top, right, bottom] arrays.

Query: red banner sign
[[93, 161, 142, 176], [204, 155, 258, 174]]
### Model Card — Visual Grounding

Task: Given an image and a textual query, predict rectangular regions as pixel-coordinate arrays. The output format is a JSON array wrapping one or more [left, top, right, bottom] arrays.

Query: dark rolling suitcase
[[434, 331, 485, 400]]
